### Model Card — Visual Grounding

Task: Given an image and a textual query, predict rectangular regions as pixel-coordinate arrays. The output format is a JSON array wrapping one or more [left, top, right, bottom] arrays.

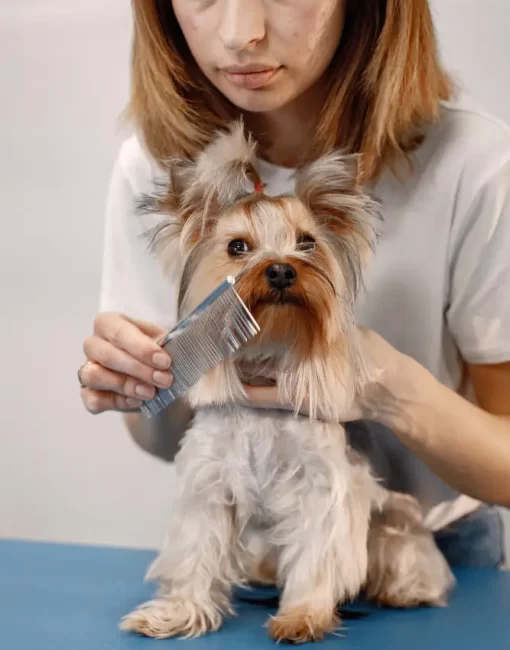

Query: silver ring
[[78, 363, 87, 389]]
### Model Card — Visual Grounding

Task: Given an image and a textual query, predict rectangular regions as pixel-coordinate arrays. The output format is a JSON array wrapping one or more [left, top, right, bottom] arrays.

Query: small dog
[[120, 123, 454, 643]]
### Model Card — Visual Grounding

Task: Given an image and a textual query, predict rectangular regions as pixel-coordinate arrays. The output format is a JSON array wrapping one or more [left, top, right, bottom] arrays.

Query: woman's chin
[[216, 79, 297, 114]]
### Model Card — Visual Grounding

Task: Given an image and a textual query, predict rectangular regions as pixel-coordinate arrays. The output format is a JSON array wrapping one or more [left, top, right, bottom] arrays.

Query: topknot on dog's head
[[139, 120, 264, 251], [193, 119, 261, 200]]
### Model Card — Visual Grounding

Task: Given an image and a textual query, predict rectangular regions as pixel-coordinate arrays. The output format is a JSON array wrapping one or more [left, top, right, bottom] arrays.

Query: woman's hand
[[80, 313, 173, 414], [242, 328, 423, 425], [240, 329, 510, 506]]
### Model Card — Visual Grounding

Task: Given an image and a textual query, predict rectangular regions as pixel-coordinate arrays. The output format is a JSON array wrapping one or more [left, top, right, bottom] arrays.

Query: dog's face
[[182, 195, 354, 361], [142, 122, 379, 418]]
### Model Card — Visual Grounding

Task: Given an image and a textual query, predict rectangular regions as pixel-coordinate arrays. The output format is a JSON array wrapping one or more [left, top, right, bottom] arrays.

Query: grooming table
[[1, 540, 509, 649]]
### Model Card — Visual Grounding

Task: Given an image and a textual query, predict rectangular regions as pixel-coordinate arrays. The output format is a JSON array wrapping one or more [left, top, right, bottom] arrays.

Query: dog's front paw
[[267, 607, 339, 644], [120, 595, 225, 639]]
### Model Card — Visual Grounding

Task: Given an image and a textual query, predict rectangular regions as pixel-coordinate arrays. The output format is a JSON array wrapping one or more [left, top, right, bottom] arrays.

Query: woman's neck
[[243, 84, 325, 169]]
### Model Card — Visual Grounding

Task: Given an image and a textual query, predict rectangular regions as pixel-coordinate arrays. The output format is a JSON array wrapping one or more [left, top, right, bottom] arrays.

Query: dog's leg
[[120, 422, 239, 639], [366, 491, 455, 607], [120, 502, 237, 638], [267, 563, 340, 644], [267, 435, 375, 643]]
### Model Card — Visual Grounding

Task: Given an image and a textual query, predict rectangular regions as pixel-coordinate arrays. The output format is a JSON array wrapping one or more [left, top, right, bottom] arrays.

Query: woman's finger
[[83, 337, 173, 389], [93, 312, 171, 370], [242, 385, 292, 409], [81, 388, 143, 414], [242, 384, 365, 423], [128, 316, 169, 341], [80, 362, 158, 401]]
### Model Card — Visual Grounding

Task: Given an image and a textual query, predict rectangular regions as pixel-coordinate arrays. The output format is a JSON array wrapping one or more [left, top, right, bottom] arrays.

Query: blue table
[[1, 540, 509, 649]]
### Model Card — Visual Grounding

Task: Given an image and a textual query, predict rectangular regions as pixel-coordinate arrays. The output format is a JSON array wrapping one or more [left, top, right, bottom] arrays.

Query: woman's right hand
[[80, 313, 173, 414]]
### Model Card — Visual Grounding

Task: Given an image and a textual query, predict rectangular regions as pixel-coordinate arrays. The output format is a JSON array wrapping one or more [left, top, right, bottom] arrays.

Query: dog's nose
[[265, 263, 297, 290]]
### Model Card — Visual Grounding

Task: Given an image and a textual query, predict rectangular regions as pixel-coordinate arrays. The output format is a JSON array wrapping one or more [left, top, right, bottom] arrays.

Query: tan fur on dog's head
[[139, 120, 380, 420]]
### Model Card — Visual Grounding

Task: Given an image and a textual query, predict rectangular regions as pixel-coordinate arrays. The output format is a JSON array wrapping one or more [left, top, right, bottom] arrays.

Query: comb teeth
[[140, 277, 259, 418]]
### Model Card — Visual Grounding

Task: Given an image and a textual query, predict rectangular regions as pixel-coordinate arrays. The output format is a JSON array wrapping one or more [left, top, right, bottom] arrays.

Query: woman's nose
[[218, 0, 265, 52]]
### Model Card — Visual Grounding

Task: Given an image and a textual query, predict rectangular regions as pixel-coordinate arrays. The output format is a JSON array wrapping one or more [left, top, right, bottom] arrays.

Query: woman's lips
[[223, 67, 281, 90]]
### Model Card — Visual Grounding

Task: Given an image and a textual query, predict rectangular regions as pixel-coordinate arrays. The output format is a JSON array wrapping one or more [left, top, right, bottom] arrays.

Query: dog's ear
[[295, 152, 380, 297], [295, 152, 376, 245], [133, 158, 195, 279], [134, 157, 195, 222]]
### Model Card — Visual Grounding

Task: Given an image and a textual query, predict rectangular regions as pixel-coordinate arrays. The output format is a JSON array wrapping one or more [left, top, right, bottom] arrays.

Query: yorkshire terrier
[[120, 122, 454, 643]]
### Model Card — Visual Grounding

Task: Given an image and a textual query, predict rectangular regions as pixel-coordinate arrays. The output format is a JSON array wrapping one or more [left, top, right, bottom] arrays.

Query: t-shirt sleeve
[[446, 155, 510, 364], [98, 145, 178, 329]]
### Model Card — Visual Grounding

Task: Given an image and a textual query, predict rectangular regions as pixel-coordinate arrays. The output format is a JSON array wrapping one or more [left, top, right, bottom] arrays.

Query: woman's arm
[[243, 329, 510, 507], [89, 141, 192, 459], [370, 353, 510, 507], [124, 399, 194, 462]]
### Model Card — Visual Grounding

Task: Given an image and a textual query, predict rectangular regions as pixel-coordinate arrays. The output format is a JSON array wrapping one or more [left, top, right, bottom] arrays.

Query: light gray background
[[0, 0, 509, 554]]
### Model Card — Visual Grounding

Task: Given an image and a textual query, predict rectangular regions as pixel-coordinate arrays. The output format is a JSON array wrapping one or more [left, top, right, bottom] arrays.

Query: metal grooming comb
[[140, 276, 260, 418]]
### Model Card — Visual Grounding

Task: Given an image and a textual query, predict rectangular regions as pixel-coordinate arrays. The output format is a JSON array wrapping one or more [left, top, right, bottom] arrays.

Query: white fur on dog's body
[[150, 406, 381, 591], [121, 122, 455, 641], [123, 405, 382, 639]]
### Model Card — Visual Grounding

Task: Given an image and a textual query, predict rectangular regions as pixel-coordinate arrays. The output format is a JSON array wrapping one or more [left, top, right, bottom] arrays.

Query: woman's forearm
[[124, 399, 194, 462], [378, 363, 510, 507]]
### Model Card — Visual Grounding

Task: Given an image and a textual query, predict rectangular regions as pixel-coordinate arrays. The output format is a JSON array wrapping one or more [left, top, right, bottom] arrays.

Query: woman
[[80, 0, 510, 568]]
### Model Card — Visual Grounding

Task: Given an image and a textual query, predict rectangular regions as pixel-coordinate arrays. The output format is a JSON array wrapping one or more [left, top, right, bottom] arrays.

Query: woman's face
[[172, 0, 346, 113]]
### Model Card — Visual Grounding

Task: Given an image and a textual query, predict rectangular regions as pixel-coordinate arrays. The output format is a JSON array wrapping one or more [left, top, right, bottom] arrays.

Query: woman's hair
[[129, 0, 452, 181]]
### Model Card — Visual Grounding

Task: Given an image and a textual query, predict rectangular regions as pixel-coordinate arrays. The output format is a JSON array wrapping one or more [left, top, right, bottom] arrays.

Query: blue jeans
[[434, 505, 506, 569]]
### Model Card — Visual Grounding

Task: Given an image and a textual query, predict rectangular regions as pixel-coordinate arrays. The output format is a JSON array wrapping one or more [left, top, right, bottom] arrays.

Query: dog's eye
[[228, 239, 251, 257], [297, 233, 316, 252]]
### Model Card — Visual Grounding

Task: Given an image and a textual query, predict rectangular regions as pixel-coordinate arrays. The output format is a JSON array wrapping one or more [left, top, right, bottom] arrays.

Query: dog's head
[[141, 121, 379, 419]]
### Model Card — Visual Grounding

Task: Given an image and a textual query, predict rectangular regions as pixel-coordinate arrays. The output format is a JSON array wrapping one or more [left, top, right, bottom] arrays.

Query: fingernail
[[126, 398, 142, 409], [153, 371, 173, 388], [135, 385, 155, 400], [152, 351, 171, 370]]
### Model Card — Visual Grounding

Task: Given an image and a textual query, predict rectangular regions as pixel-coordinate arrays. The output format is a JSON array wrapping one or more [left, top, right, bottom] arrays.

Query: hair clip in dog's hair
[[254, 181, 265, 193]]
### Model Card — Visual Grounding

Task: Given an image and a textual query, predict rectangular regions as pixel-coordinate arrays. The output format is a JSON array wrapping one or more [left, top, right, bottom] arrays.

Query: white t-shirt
[[100, 104, 510, 531]]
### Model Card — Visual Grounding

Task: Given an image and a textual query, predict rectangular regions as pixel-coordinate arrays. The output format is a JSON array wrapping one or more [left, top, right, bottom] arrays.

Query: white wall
[[432, 0, 510, 119], [0, 0, 508, 552], [0, 0, 175, 549]]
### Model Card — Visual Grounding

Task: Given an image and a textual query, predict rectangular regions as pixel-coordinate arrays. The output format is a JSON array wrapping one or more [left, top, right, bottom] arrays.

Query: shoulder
[[114, 133, 164, 195], [418, 103, 510, 190], [436, 103, 510, 146]]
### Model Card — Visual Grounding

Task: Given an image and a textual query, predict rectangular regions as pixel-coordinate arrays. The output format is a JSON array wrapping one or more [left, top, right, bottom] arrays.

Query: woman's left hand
[[241, 327, 426, 425]]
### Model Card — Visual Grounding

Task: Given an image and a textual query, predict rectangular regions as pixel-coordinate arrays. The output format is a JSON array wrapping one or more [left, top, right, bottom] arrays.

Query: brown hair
[[128, 0, 452, 182]]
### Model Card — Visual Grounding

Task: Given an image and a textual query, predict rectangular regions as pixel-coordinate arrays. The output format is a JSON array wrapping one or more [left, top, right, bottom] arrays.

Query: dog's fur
[[120, 122, 454, 643]]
